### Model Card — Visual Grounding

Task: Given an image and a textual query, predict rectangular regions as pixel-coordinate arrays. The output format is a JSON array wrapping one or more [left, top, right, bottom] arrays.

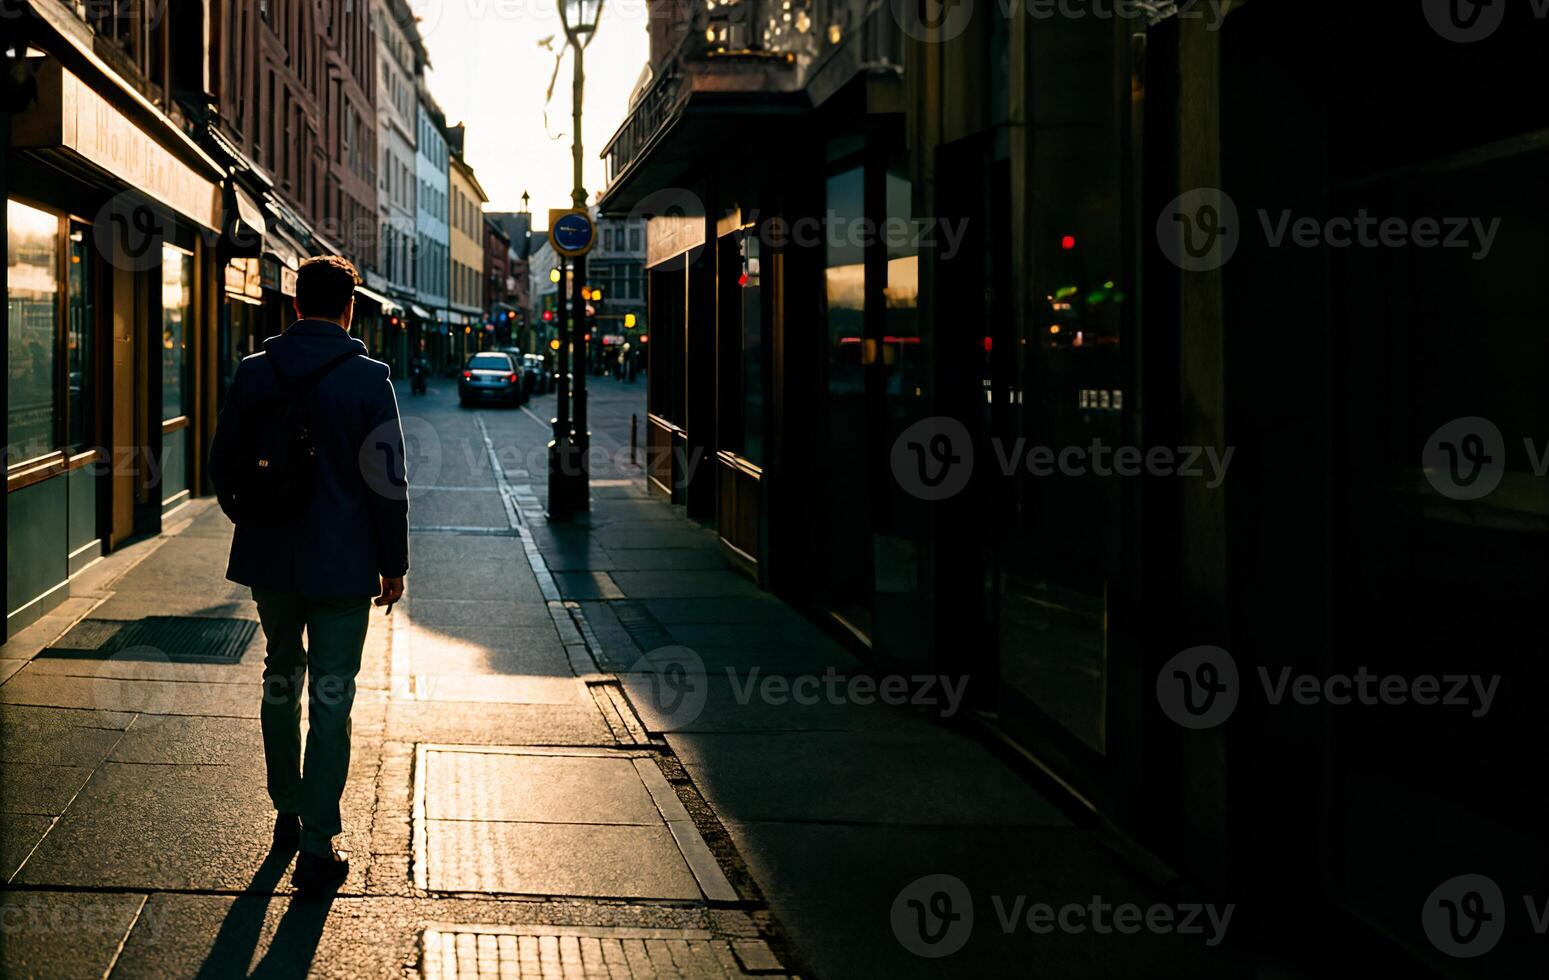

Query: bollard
[[630, 413, 638, 466]]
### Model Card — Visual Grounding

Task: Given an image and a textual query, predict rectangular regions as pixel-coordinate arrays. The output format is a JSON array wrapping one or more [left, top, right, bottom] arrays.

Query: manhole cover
[[419, 924, 788, 978], [44, 617, 258, 663]]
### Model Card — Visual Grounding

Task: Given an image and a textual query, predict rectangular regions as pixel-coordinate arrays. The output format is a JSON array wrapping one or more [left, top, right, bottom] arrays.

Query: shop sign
[[12, 61, 221, 231]]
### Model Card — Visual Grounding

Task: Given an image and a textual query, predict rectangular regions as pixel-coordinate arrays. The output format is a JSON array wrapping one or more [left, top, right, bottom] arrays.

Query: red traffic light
[[542, 310, 554, 322], [1060, 235, 1077, 251]]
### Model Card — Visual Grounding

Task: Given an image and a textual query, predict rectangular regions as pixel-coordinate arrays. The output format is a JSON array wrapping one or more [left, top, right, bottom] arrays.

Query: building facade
[[370, 0, 425, 372], [4, 2, 226, 632], [483, 218, 517, 347], [413, 84, 450, 366], [446, 128, 488, 359], [600, 2, 1549, 974], [587, 212, 646, 377], [487, 207, 534, 350]]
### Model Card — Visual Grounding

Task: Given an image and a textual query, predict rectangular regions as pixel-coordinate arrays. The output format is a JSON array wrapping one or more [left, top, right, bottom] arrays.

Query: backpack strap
[[268, 350, 362, 393]]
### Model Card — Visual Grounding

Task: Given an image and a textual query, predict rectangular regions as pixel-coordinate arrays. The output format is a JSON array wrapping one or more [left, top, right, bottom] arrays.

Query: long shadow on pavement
[[193, 845, 334, 979]]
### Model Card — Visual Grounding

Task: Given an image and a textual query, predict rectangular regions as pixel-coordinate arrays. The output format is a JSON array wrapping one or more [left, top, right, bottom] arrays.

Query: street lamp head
[[559, 0, 604, 38]]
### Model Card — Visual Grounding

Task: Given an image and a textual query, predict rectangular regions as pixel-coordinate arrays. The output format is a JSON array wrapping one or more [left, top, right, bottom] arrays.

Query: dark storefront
[[605, 1, 1547, 972]]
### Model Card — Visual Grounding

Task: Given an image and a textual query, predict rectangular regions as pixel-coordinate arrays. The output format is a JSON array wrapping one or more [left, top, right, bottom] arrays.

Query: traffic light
[[624, 313, 636, 329], [542, 310, 554, 322]]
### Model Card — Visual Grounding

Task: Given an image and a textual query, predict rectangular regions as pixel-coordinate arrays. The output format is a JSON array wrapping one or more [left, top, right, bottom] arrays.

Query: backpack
[[225, 350, 361, 525]]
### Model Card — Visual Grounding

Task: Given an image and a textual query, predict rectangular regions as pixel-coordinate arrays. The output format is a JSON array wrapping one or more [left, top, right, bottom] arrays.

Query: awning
[[225, 185, 267, 255], [354, 284, 402, 314], [263, 225, 305, 271], [409, 304, 433, 320]]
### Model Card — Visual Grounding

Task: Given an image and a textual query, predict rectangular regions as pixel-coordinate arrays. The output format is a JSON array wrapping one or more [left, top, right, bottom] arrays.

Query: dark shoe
[[272, 813, 300, 851], [291, 847, 349, 895]]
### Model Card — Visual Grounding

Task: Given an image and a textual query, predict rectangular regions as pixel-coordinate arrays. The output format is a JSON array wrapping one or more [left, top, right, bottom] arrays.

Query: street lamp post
[[558, 0, 603, 512]]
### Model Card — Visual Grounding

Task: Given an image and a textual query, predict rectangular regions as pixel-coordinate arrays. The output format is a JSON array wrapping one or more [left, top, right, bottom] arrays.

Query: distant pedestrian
[[209, 256, 409, 895]]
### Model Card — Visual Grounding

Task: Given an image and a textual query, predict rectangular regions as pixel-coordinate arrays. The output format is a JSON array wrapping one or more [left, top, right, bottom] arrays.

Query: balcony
[[600, 0, 901, 206]]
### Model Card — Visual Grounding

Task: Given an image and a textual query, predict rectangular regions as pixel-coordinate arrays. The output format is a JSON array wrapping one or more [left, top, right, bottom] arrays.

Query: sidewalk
[[0, 375, 1239, 978], [524, 467, 1235, 979]]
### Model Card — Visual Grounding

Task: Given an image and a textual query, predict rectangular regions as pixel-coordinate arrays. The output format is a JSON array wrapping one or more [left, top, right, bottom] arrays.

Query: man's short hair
[[295, 256, 361, 319]]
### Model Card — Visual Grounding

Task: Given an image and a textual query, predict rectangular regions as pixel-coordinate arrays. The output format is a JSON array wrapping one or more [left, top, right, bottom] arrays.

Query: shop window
[[741, 234, 765, 463], [997, 19, 1133, 755], [820, 164, 873, 634], [67, 225, 95, 449], [161, 244, 193, 421], [6, 200, 61, 465]]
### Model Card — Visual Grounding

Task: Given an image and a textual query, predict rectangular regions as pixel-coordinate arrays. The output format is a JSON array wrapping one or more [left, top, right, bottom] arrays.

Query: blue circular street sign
[[551, 210, 595, 256]]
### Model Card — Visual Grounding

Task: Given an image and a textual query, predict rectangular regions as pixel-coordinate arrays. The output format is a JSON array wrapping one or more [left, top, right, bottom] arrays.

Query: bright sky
[[410, 0, 651, 224]]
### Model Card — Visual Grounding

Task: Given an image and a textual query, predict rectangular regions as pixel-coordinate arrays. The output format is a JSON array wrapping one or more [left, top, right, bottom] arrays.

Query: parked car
[[458, 351, 524, 407], [523, 353, 551, 395]]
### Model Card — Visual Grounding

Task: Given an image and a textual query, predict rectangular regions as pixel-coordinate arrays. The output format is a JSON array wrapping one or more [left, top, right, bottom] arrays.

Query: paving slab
[[0, 760, 95, 815], [0, 890, 145, 979], [403, 625, 569, 675], [721, 820, 1232, 980], [15, 762, 293, 890], [0, 704, 126, 767], [108, 715, 267, 767], [1, 813, 53, 880], [606, 571, 765, 600], [667, 730, 1072, 827], [408, 597, 556, 629], [622, 672, 946, 735], [409, 674, 584, 705], [0, 670, 257, 718], [422, 749, 661, 825], [422, 820, 701, 899], [409, 490, 511, 529], [384, 701, 613, 746]]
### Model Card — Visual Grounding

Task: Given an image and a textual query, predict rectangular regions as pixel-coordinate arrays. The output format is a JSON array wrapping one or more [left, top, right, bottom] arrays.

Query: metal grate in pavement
[[419, 924, 791, 979], [43, 616, 258, 663]]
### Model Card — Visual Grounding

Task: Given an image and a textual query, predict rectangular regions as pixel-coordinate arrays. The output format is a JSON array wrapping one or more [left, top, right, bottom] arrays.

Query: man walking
[[210, 256, 409, 894]]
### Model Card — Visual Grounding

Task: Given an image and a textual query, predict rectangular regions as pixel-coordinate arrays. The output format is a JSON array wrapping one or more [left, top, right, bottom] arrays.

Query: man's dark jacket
[[209, 319, 409, 597]]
